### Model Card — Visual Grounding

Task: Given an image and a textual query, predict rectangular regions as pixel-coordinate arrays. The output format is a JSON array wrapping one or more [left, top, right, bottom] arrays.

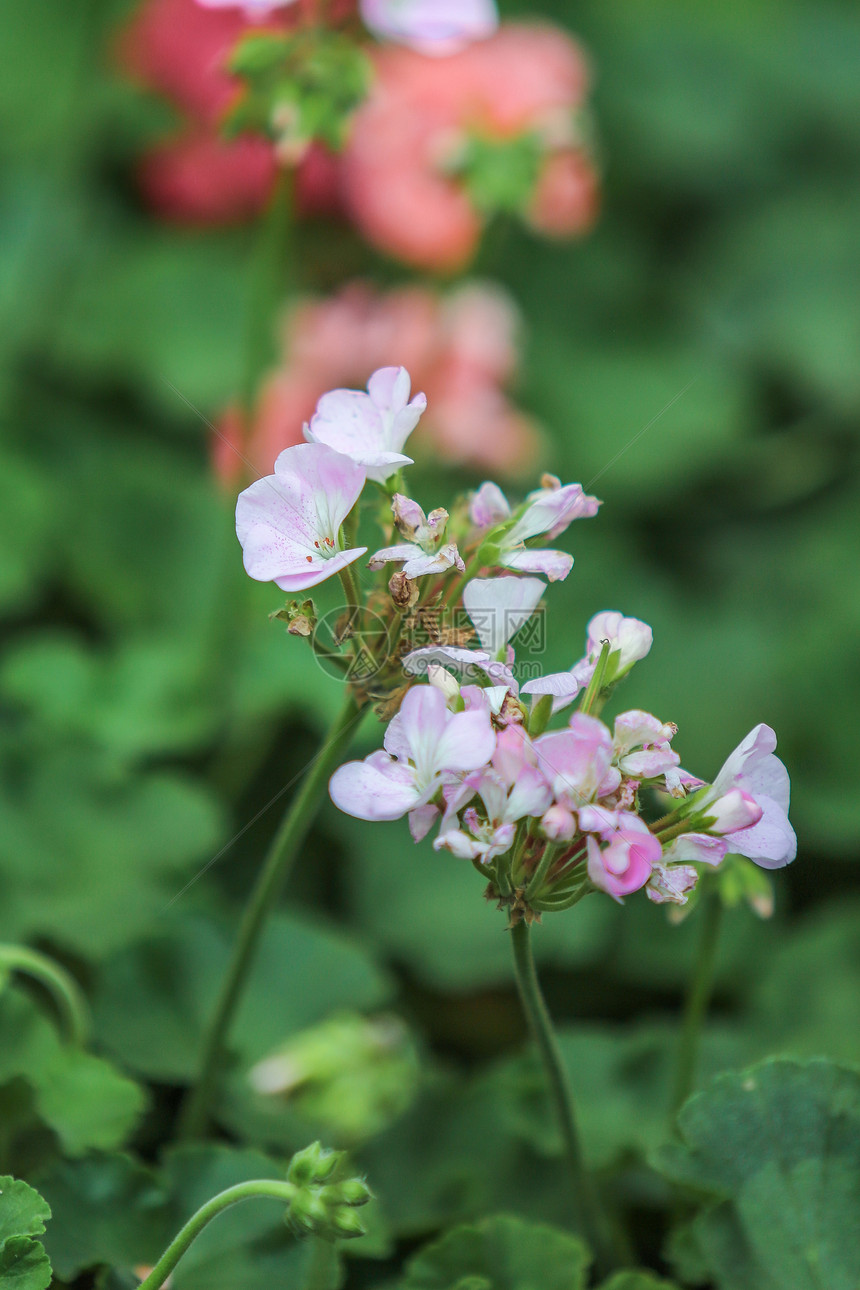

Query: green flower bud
[[327, 1178, 373, 1207], [329, 1207, 367, 1240]]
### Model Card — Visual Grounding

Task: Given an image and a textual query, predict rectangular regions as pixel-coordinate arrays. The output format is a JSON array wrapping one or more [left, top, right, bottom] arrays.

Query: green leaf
[[92, 909, 392, 1082], [0, 1177, 52, 1290], [0, 1236, 52, 1290], [0, 990, 145, 1156], [0, 1178, 50, 1244], [655, 1058, 860, 1289], [36, 1154, 169, 1282], [599, 1277, 680, 1290], [32, 1048, 146, 1157], [402, 1214, 590, 1290], [0, 752, 224, 958]]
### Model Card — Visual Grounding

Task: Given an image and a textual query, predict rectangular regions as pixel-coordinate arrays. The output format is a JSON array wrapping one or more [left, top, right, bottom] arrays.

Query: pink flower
[[196, 0, 297, 14], [646, 861, 698, 906], [522, 610, 652, 710], [329, 684, 496, 832], [118, 0, 344, 224], [215, 282, 539, 485], [579, 807, 661, 901], [469, 476, 600, 583], [341, 24, 597, 270], [304, 366, 425, 484], [706, 724, 796, 869], [235, 442, 367, 591], [369, 542, 464, 579], [138, 129, 277, 224], [533, 714, 619, 809], [612, 710, 679, 779], [706, 788, 763, 835], [359, 0, 498, 54]]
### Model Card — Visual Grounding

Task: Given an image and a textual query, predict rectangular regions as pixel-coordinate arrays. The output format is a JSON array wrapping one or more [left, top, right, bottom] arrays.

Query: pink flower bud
[[707, 788, 763, 835]]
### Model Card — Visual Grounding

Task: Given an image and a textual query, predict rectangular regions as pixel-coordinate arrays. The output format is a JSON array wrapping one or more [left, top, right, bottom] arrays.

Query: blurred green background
[[1, 0, 860, 1271]]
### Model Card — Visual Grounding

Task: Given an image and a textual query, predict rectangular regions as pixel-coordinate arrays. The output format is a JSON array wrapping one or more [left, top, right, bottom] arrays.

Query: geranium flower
[[702, 724, 796, 868], [329, 684, 496, 835], [341, 24, 598, 270], [235, 442, 367, 591], [522, 610, 652, 709], [469, 476, 599, 582], [434, 726, 551, 861], [578, 805, 661, 901], [304, 367, 425, 484], [359, 0, 498, 54], [369, 494, 465, 578]]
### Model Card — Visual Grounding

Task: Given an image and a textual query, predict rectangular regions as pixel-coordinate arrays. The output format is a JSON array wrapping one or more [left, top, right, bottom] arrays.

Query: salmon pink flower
[[341, 24, 597, 271], [329, 684, 496, 833], [359, 0, 498, 54], [235, 442, 367, 591], [305, 367, 425, 484]]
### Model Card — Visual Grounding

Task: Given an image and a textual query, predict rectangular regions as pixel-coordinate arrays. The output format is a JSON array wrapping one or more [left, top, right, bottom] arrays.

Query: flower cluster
[[214, 280, 540, 484], [235, 365, 796, 923], [117, 0, 598, 270]]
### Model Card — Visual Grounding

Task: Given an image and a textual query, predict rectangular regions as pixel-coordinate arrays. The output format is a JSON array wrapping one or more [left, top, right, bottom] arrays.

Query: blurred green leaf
[[657, 1059, 860, 1288], [0, 990, 145, 1157], [36, 1154, 168, 1282], [401, 1214, 590, 1290], [93, 909, 392, 1082]]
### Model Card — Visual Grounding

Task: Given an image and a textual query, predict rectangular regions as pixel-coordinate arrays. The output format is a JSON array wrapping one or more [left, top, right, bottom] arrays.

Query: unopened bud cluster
[[283, 1142, 373, 1241]]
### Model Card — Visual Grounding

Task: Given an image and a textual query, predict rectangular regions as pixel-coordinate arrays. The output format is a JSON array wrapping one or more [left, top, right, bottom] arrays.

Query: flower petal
[[500, 549, 573, 581], [329, 752, 420, 821], [464, 575, 545, 655]]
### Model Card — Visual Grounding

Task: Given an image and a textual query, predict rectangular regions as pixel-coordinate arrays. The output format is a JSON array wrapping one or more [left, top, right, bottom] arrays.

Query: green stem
[[533, 881, 594, 913], [178, 692, 365, 1139], [524, 840, 560, 901], [304, 1234, 339, 1290], [137, 1180, 297, 1290], [577, 640, 612, 716], [509, 921, 614, 1275], [241, 167, 294, 413], [671, 890, 723, 1118], [0, 945, 90, 1046]]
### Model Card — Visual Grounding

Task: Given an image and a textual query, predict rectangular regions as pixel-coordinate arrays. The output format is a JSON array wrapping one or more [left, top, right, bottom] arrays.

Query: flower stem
[[671, 888, 723, 1118], [509, 920, 614, 1274], [0, 944, 90, 1046], [178, 691, 365, 1140], [241, 166, 294, 414], [136, 1179, 298, 1290]]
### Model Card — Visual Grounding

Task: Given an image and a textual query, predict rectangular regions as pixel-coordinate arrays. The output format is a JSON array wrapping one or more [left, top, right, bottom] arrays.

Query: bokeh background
[[1, 0, 859, 1279]]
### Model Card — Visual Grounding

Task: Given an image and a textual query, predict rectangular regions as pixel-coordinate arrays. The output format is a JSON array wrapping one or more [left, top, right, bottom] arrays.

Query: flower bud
[[330, 1207, 367, 1240], [427, 664, 461, 704], [328, 1178, 373, 1207], [541, 804, 576, 842], [288, 1141, 341, 1186], [706, 788, 762, 834]]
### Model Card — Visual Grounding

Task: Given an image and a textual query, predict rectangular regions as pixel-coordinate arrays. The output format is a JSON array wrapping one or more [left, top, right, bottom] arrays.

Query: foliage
[[0, 0, 857, 1287]]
